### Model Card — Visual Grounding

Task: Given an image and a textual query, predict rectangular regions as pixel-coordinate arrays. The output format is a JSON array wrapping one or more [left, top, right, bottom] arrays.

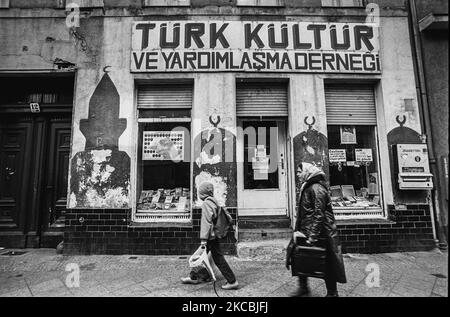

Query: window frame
[[321, 0, 366, 8], [236, 0, 285, 7], [327, 124, 385, 219], [132, 82, 194, 226], [142, 0, 191, 7]]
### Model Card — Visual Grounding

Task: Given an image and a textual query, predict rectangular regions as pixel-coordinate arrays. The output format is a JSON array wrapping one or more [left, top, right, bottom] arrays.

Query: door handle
[[5, 167, 15, 181], [281, 158, 285, 170]]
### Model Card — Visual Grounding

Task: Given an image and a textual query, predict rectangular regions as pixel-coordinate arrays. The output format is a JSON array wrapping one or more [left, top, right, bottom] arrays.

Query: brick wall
[[64, 208, 237, 255], [64, 205, 435, 255], [337, 205, 436, 253]]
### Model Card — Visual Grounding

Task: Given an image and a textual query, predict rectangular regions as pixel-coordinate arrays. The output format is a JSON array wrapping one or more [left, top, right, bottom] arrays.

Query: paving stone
[[390, 284, 431, 297], [351, 284, 391, 297], [69, 284, 113, 297], [29, 278, 66, 294], [113, 284, 150, 297], [431, 285, 448, 297], [102, 277, 137, 292], [387, 292, 403, 297], [0, 287, 32, 297], [0, 278, 28, 295], [34, 286, 72, 297]]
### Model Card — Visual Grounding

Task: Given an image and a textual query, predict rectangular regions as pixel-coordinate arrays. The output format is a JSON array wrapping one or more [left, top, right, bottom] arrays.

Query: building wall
[[414, 0, 449, 242], [0, 0, 436, 254]]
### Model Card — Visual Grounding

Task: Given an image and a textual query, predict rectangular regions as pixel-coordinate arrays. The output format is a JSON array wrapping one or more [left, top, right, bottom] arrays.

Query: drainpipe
[[408, 0, 447, 249]]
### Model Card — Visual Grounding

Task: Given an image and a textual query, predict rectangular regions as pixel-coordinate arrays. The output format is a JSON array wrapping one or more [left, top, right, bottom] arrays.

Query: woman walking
[[291, 162, 347, 297]]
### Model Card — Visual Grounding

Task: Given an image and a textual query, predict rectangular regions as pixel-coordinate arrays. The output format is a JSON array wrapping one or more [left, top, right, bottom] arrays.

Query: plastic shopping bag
[[189, 245, 216, 281]]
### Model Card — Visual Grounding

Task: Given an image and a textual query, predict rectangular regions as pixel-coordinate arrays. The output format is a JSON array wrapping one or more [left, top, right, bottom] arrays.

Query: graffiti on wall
[[193, 115, 237, 208], [68, 67, 130, 208], [293, 116, 329, 196]]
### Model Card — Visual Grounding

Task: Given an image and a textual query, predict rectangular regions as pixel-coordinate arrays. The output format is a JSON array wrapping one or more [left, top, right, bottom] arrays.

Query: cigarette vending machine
[[394, 144, 433, 190]]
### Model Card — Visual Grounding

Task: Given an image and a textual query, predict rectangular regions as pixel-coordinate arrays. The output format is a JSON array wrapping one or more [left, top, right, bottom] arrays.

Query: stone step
[[238, 228, 293, 242], [237, 239, 290, 260], [238, 216, 292, 229]]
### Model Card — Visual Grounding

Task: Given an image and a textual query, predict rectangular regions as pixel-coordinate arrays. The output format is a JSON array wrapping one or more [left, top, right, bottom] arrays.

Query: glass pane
[[243, 121, 279, 189], [137, 122, 191, 213], [327, 125, 381, 208]]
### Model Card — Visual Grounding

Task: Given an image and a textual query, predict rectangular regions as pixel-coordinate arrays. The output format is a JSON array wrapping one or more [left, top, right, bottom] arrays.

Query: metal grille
[[137, 84, 193, 109], [325, 84, 377, 125], [236, 83, 288, 117]]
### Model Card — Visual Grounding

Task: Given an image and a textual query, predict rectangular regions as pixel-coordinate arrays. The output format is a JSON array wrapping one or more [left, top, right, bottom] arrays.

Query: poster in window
[[329, 149, 347, 163], [252, 145, 269, 180], [355, 148, 373, 162], [143, 131, 184, 161], [340, 126, 357, 144], [368, 172, 379, 195]]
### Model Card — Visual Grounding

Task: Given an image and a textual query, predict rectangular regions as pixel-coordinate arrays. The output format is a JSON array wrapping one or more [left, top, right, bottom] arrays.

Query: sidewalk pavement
[[0, 242, 447, 297]]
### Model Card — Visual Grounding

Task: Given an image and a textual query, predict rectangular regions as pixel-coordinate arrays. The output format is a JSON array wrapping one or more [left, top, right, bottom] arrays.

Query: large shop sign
[[131, 21, 380, 73]]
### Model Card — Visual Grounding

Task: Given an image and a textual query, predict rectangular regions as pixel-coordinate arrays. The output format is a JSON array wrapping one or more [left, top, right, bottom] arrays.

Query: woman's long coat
[[294, 175, 347, 283]]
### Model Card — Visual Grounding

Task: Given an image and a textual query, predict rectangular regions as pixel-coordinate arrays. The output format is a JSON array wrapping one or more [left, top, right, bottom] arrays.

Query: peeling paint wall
[[192, 74, 237, 208], [69, 70, 130, 208]]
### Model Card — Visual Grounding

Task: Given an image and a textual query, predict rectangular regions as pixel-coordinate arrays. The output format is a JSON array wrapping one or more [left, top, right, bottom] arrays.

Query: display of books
[[137, 187, 190, 213], [330, 185, 380, 208], [341, 185, 355, 197], [330, 186, 343, 201]]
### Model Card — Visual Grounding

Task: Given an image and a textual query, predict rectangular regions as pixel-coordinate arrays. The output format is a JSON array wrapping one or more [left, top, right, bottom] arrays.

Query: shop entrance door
[[237, 119, 288, 216]]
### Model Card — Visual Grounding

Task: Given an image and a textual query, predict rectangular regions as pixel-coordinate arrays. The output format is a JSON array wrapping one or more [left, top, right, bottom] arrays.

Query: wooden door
[[0, 115, 72, 247], [0, 119, 34, 247], [39, 117, 72, 243]]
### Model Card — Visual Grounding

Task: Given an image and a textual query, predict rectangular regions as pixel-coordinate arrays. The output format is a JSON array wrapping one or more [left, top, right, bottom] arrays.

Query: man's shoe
[[221, 281, 239, 290], [325, 291, 339, 297], [181, 277, 201, 285]]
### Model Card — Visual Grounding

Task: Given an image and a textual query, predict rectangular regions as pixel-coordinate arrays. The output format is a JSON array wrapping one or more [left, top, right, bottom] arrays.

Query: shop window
[[57, 0, 104, 8], [135, 83, 193, 223], [143, 0, 190, 6], [321, 0, 365, 7], [237, 0, 284, 7], [327, 125, 382, 211], [136, 121, 191, 220], [325, 84, 383, 218]]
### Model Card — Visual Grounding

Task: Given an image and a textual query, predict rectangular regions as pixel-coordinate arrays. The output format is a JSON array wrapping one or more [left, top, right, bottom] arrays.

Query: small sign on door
[[30, 103, 41, 113]]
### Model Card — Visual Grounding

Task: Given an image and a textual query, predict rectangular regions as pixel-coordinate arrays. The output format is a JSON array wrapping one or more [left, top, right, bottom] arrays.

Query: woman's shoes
[[290, 286, 311, 297], [221, 281, 239, 290], [181, 277, 202, 284], [325, 290, 339, 297]]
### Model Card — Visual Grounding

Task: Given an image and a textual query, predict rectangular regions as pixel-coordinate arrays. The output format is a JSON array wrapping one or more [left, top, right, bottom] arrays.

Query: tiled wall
[[64, 208, 237, 255]]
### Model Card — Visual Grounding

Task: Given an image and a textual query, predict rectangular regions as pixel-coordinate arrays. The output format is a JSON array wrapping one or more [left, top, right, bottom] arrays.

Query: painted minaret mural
[[69, 67, 130, 208]]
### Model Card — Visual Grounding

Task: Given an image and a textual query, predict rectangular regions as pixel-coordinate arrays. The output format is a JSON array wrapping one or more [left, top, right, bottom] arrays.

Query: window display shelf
[[333, 207, 384, 219], [134, 213, 191, 223], [137, 209, 190, 214]]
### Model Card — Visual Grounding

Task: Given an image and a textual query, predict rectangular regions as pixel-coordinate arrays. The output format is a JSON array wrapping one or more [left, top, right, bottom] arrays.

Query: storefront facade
[[0, 0, 437, 254]]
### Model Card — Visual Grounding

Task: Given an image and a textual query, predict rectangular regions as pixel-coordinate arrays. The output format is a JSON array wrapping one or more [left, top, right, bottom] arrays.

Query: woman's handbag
[[290, 238, 327, 279]]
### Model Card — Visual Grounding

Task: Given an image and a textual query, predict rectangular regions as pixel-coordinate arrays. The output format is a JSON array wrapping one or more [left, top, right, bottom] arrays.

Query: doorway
[[237, 119, 289, 216], [0, 74, 73, 248]]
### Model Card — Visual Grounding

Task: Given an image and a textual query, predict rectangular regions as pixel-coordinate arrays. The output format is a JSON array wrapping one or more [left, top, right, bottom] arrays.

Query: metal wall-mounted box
[[395, 144, 433, 190]]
